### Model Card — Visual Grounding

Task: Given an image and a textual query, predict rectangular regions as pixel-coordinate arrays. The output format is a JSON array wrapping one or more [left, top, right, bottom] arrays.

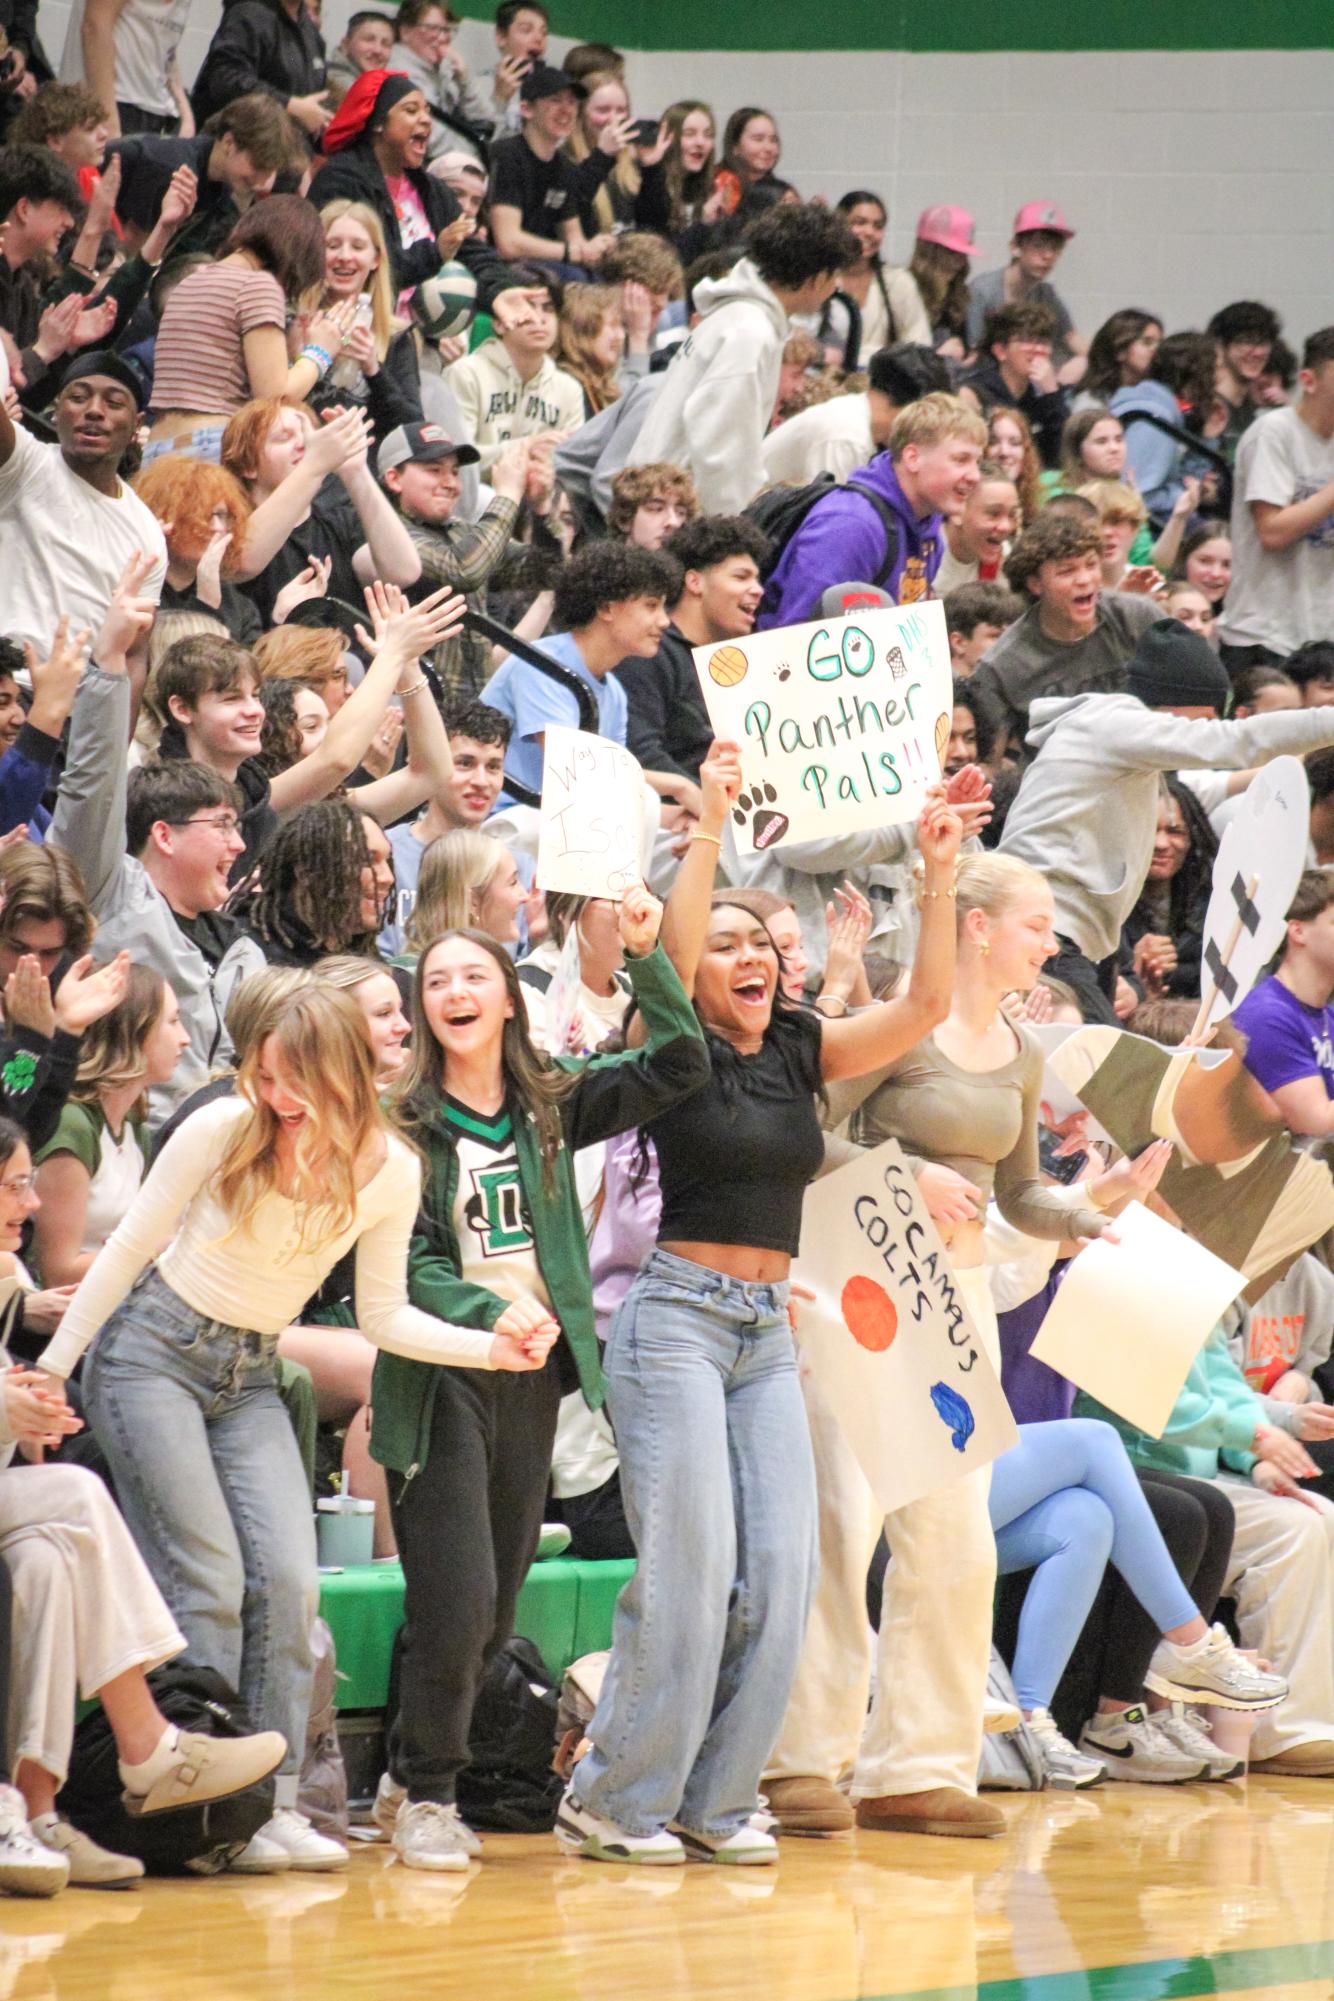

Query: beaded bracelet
[[921, 886, 957, 898], [300, 343, 333, 375], [690, 830, 722, 848]]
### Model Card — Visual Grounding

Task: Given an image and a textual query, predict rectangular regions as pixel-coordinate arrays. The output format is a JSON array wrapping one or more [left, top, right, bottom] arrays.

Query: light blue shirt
[[482, 630, 628, 801]]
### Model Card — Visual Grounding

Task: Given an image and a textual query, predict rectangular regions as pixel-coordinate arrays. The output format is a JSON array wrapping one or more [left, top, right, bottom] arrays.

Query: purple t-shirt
[[1233, 975, 1334, 1100]]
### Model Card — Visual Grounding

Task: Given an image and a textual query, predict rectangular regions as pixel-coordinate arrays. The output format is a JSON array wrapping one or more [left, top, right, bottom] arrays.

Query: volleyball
[[708, 645, 749, 688], [411, 262, 479, 340]]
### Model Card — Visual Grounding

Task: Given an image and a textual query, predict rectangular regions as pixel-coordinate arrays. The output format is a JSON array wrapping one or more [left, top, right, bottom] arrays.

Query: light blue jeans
[[573, 1249, 817, 1838], [991, 1418, 1200, 1711], [83, 1269, 317, 1780]]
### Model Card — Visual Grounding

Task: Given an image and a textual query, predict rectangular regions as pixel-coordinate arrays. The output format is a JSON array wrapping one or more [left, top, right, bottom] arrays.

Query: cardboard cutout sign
[[1196, 755, 1309, 1034], [1030, 1201, 1245, 1437], [536, 727, 644, 897], [793, 1140, 1018, 1513], [691, 600, 953, 855]]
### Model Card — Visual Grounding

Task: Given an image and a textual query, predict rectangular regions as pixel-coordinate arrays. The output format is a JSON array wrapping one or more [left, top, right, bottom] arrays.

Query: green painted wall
[[455, 0, 1333, 50]]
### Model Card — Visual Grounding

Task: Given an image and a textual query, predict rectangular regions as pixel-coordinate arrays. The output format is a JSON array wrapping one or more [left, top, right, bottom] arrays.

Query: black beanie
[[1124, 617, 1230, 712]]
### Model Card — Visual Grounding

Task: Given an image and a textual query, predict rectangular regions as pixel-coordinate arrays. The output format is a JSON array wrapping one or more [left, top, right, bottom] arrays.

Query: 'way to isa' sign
[[691, 599, 953, 856]]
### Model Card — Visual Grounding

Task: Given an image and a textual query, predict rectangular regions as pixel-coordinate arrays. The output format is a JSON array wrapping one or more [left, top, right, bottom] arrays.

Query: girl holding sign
[[557, 742, 964, 1866]]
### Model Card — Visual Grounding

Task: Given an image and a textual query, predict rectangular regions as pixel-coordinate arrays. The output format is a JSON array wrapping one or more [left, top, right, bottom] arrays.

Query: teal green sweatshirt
[[1074, 1324, 1263, 1481]]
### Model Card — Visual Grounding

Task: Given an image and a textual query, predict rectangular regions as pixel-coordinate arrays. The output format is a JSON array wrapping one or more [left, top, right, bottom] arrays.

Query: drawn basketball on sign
[[707, 645, 749, 687], [934, 711, 951, 764], [841, 1274, 898, 1352]]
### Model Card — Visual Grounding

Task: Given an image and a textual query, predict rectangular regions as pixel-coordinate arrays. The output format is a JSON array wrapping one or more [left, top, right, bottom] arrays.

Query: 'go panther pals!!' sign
[[692, 599, 953, 856]]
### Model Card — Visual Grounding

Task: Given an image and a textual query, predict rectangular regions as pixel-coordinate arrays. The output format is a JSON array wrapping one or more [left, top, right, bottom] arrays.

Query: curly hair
[[236, 801, 378, 959], [552, 543, 680, 629], [597, 230, 683, 301], [1004, 513, 1101, 596], [256, 678, 310, 777], [10, 84, 107, 147], [606, 462, 699, 539], [665, 512, 768, 576], [745, 203, 859, 292], [133, 458, 253, 575]]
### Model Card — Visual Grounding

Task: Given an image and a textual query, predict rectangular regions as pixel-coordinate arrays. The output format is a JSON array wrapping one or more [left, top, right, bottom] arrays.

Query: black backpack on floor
[[746, 469, 901, 589], [57, 1663, 276, 1876]]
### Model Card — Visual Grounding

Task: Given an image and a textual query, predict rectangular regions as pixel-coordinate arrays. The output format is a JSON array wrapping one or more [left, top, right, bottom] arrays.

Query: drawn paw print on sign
[[733, 782, 789, 850]]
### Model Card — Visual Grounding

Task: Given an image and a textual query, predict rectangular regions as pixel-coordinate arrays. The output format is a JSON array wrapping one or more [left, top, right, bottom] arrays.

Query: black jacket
[[308, 142, 504, 306], [108, 134, 241, 260], [308, 326, 422, 441], [191, 0, 327, 125], [960, 356, 1069, 471], [618, 625, 712, 788]]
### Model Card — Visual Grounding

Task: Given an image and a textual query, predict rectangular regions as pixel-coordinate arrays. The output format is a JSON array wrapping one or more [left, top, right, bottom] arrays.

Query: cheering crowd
[[0, 0, 1332, 1892]]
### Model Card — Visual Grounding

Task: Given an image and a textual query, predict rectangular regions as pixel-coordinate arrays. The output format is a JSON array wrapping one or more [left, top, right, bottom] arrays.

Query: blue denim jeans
[[83, 1269, 317, 1779], [572, 1249, 817, 1838]]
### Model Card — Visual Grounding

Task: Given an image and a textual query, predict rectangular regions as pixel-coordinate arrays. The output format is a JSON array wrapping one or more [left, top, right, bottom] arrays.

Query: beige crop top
[[854, 1021, 1106, 1243]]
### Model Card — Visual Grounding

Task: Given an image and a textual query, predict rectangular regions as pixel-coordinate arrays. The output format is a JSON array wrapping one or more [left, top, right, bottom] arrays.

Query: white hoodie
[[445, 338, 586, 469], [627, 257, 789, 514]]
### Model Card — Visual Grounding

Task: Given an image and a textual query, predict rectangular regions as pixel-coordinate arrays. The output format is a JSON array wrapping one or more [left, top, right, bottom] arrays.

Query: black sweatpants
[[386, 1364, 561, 1805], [547, 1469, 635, 1561]]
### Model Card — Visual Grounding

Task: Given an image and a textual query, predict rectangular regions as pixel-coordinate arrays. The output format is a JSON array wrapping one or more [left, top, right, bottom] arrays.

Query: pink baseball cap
[[915, 205, 977, 257], [1013, 200, 1075, 239]]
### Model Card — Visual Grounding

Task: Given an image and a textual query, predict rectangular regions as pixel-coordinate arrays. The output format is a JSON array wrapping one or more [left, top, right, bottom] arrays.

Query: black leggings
[[993, 1468, 1235, 1738]]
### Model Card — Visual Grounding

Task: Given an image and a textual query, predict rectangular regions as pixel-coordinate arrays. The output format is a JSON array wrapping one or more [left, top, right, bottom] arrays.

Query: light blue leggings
[[990, 1418, 1200, 1711]]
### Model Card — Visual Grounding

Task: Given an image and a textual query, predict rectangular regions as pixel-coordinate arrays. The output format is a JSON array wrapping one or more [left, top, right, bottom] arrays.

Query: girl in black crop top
[[559, 742, 965, 1866]]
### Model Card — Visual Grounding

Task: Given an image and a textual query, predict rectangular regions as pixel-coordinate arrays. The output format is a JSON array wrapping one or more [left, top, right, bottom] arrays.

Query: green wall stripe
[[878, 1933, 1334, 2001], [453, 0, 1334, 51]]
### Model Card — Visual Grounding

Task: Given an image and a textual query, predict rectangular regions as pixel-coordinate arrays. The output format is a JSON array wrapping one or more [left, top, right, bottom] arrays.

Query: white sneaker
[[1152, 1704, 1246, 1781], [555, 1788, 685, 1865], [392, 1801, 475, 1872], [1145, 1627, 1288, 1712], [229, 1827, 293, 1874], [1077, 1706, 1211, 1783], [31, 1815, 143, 1890], [0, 1787, 68, 1898], [376, 1774, 482, 1855], [237, 1809, 347, 1873], [1026, 1708, 1107, 1790], [673, 1816, 779, 1865]]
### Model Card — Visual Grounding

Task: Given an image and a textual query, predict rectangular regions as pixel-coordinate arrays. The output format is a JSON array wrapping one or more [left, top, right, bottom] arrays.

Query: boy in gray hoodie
[[626, 204, 857, 514], [1000, 619, 1334, 1022]]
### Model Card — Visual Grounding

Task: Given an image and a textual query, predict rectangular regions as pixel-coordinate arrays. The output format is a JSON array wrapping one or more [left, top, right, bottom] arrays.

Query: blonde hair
[[254, 624, 348, 692], [314, 953, 395, 994], [888, 392, 987, 460], [564, 70, 638, 234], [952, 852, 1048, 929], [1077, 478, 1147, 528], [216, 985, 386, 1252], [314, 201, 403, 362], [223, 966, 318, 1062], [406, 830, 508, 954], [71, 964, 169, 1116]]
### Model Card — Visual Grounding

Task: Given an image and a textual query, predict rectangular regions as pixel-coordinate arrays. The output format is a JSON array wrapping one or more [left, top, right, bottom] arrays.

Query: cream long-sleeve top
[[40, 1097, 494, 1380]]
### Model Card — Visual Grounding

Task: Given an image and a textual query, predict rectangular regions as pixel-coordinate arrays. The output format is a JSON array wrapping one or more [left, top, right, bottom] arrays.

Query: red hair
[[132, 458, 253, 576]]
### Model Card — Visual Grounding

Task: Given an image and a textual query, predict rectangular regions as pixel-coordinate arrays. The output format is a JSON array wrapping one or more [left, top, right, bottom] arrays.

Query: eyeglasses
[[0, 1174, 37, 1194], [166, 814, 242, 836]]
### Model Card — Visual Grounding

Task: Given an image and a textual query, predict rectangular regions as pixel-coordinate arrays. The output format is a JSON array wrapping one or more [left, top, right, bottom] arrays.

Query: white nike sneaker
[[1077, 1706, 1210, 1783], [1145, 1627, 1288, 1712], [1026, 1708, 1107, 1790], [555, 1788, 685, 1865], [234, 1809, 347, 1873], [0, 1787, 69, 1898], [1152, 1704, 1246, 1780]]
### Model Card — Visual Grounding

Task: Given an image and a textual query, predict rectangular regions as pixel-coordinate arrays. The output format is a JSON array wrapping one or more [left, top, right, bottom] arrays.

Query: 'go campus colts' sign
[[691, 600, 953, 856]]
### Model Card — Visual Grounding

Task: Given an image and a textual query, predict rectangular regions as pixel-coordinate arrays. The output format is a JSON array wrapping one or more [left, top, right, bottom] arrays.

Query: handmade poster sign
[[793, 1139, 1018, 1513], [545, 921, 582, 1055], [536, 727, 644, 898], [691, 600, 953, 854], [1194, 755, 1309, 1035], [1030, 1200, 1244, 1437], [1044, 1022, 1334, 1301]]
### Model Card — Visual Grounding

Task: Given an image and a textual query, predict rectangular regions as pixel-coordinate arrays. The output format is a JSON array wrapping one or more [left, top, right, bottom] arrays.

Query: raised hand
[[618, 883, 663, 956], [698, 737, 742, 829], [93, 550, 158, 669], [3, 955, 55, 1039], [194, 527, 232, 610], [822, 881, 872, 997], [307, 404, 375, 477], [271, 555, 332, 625], [23, 614, 91, 737], [53, 951, 130, 1035], [916, 792, 964, 872]]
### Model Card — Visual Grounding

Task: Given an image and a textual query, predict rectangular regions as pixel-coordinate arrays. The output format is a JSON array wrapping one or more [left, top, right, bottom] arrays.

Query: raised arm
[[233, 407, 377, 581], [655, 738, 743, 1001], [818, 793, 962, 1083]]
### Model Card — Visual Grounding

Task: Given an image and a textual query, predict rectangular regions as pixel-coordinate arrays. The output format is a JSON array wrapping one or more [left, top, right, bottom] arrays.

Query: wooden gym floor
[[8, 1777, 1334, 2001]]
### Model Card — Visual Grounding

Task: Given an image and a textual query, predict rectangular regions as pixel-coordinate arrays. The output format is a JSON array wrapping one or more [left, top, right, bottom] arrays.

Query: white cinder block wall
[[36, 1, 1334, 346]]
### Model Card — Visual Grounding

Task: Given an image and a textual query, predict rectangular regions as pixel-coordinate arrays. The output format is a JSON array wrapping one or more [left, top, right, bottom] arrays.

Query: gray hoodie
[[1000, 692, 1334, 961], [626, 257, 789, 514], [50, 666, 266, 1124]]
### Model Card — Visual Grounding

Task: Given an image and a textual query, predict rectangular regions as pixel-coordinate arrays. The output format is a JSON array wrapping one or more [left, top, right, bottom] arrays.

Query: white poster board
[[691, 600, 953, 855], [1029, 1200, 1245, 1437], [1197, 756, 1310, 1032], [536, 726, 644, 898], [793, 1140, 1018, 1513]]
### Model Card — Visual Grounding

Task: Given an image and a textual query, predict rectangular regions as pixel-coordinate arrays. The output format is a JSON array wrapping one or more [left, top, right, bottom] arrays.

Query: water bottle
[[327, 291, 374, 391]]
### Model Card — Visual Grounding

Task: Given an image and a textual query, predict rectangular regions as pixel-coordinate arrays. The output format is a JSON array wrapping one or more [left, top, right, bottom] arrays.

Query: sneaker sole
[[392, 1846, 470, 1872], [1080, 1752, 1210, 1784], [1143, 1668, 1286, 1713], [554, 1814, 684, 1866], [284, 1851, 349, 1872], [0, 1861, 69, 1897], [679, 1842, 778, 1865], [1043, 1769, 1106, 1791]]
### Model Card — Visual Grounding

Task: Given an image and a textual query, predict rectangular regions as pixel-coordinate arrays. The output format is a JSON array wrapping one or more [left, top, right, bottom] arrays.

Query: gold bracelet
[[921, 886, 957, 899], [690, 830, 722, 848], [398, 677, 429, 699]]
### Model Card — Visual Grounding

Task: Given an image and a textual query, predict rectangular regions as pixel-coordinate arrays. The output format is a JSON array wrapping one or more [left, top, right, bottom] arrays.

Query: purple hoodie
[[756, 454, 943, 629]]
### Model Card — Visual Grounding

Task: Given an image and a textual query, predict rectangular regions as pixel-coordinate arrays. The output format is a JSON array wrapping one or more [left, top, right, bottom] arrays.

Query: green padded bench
[[318, 1556, 635, 1710]]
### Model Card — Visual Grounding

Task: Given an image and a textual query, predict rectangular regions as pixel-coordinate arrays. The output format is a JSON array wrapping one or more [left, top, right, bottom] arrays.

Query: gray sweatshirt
[[999, 692, 1334, 961], [1224, 1251, 1334, 1423], [49, 666, 265, 1124]]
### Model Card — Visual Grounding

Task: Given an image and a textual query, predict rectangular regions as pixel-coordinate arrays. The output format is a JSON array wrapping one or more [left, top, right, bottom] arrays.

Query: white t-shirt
[[761, 394, 874, 487], [1220, 405, 1334, 654], [0, 424, 166, 656], [60, 0, 190, 117], [933, 541, 981, 597], [448, 1099, 553, 1315]]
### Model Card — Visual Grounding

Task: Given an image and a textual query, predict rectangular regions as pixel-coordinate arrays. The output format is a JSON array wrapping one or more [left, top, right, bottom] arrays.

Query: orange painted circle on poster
[[841, 1274, 898, 1352]]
